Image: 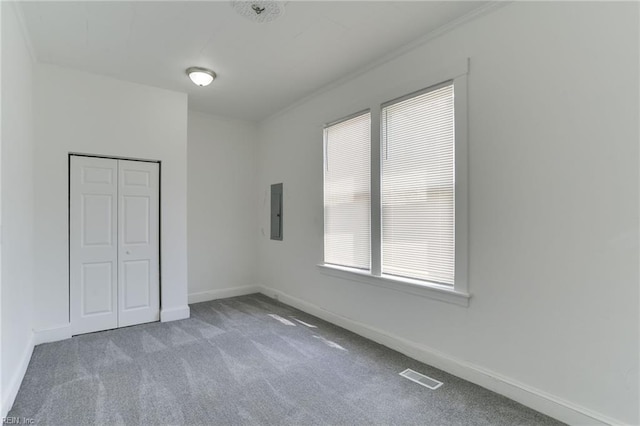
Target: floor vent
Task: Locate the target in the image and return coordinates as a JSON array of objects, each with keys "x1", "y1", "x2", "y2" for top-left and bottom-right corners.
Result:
[{"x1": 400, "y1": 369, "x2": 443, "y2": 390}]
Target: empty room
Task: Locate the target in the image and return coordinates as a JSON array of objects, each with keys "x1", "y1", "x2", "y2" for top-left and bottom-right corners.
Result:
[{"x1": 1, "y1": 1, "x2": 638, "y2": 425}]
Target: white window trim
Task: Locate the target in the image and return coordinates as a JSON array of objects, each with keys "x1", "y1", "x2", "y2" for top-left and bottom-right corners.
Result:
[{"x1": 321, "y1": 58, "x2": 470, "y2": 307}]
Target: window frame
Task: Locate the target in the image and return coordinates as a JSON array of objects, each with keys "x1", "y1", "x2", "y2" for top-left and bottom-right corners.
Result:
[
  {"x1": 322, "y1": 109, "x2": 372, "y2": 270},
  {"x1": 380, "y1": 79, "x2": 457, "y2": 286},
  {"x1": 319, "y1": 62, "x2": 470, "y2": 307}
]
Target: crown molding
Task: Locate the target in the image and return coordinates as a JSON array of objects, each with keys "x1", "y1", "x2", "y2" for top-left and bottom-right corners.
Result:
[{"x1": 262, "y1": 1, "x2": 511, "y2": 124}]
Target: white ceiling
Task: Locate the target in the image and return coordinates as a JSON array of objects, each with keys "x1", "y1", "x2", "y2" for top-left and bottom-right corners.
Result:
[{"x1": 19, "y1": 1, "x2": 489, "y2": 121}]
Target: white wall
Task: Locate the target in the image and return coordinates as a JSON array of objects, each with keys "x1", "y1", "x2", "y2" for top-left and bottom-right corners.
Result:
[
  {"x1": 33, "y1": 64, "x2": 189, "y2": 336},
  {"x1": 0, "y1": 2, "x2": 36, "y2": 416},
  {"x1": 187, "y1": 111, "x2": 259, "y2": 302},
  {"x1": 256, "y1": 2, "x2": 639, "y2": 424}
]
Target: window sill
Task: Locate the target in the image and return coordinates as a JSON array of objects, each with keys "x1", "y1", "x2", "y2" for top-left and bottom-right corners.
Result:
[{"x1": 316, "y1": 264, "x2": 470, "y2": 307}]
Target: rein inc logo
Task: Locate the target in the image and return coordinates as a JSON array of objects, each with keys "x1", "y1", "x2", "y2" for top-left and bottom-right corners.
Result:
[{"x1": 2, "y1": 418, "x2": 34, "y2": 425}]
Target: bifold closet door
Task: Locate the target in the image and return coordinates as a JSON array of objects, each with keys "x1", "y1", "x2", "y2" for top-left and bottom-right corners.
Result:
[
  {"x1": 70, "y1": 156, "x2": 119, "y2": 335},
  {"x1": 117, "y1": 160, "x2": 160, "y2": 328},
  {"x1": 70, "y1": 156, "x2": 159, "y2": 335}
]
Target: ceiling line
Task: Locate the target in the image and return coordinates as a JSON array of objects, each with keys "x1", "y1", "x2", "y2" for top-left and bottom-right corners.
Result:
[
  {"x1": 261, "y1": 1, "x2": 510, "y2": 125},
  {"x1": 12, "y1": 2, "x2": 38, "y2": 63}
]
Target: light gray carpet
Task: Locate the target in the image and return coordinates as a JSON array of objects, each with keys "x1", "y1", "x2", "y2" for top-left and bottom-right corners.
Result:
[{"x1": 9, "y1": 294, "x2": 563, "y2": 425}]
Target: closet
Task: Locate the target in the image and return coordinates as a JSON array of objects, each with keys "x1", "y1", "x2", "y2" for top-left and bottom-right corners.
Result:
[{"x1": 70, "y1": 155, "x2": 160, "y2": 335}]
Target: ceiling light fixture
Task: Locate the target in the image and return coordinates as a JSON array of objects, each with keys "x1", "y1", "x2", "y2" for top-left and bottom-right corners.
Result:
[
  {"x1": 186, "y1": 67, "x2": 216, "y2": 87},
  {"x1": 231, "y1": 1, "x2": 285, "y2": 23}
]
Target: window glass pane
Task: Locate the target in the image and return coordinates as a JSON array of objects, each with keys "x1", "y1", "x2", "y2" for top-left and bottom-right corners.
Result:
[
  {"x1": 381, "y1": 84, "x2": 454, "y2": 285},
  {"x1": 324, "y1": 112, "x2": 371, "y2": 269}
]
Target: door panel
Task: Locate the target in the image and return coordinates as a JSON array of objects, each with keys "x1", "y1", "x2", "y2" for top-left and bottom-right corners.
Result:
[
  {"x1": 70, "y1": 156, "x2": 118, "y2": 335},
  {"x1": 123, "y1": 170, "x2": 150, "y2": 187},
  {"x1": 118, "y1": 160, "x2": 160, "y2": 327},
  {"x1": 82, "y1": 195, "x2": 113, "y2": 246},
  {"x1": 82, "y1": 166, "x2": 113, "y2": 185},
  {"x1": 81, "y1": 262, "x2": 114, "y2": 315},
  {"x1": 122, "y1": 260, "x2": 150, "y2": 309},
  {"x1": 123, "y1": 196, "x2": 150, "y2": 244}
]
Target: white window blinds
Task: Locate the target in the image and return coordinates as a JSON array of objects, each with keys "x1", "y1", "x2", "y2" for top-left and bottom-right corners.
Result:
[
  {"x1": 381, "y1": 83, "x2": 455, "y2": 285},
  {"x1": 324, "y1": 112, "x2": 371, "y2": 270}
]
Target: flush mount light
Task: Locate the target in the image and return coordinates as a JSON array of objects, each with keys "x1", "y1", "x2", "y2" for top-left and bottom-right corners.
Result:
[
  {"x1": 231, "y1": 1, "x2": 285, "y2": 23},
  {"x1": 186, "y1": 67, "x2": 216, "y2": 87}
]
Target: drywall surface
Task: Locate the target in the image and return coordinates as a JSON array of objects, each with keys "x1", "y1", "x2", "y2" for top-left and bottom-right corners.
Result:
[
  {"x1": 256, "y1": 2, "x2": 639, "y2": 423},
  {"x1": 33, "y1": 64, "x2": 189, "y2": 332},
  {"x1": 0, "y1": 2, "x2": 36, "y2": 415},
  {"x1": 187, "y1": 111, "x2": 259, "y2": 300}
]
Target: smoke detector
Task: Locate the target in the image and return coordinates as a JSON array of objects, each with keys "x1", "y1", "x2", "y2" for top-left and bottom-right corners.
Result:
[{"x1": 231, "y1": 1, "x2": 285, "y2": 23}]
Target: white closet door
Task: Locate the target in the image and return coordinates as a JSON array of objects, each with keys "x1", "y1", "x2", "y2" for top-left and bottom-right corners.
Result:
[
  {"x1": 117, "y1": 160, "x2": 160, "y2": 327},
  {"x1": 70, "y1": 156, "x2": 119, "y2": 335}
]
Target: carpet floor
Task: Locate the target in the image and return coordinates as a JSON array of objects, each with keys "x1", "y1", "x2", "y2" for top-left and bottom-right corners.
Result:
[{"x1": 9, "y1": 294, "x2": 563, "y2": 425}]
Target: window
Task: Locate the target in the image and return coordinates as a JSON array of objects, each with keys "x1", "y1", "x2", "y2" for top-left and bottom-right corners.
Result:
[
  {"x1": 321, "y1": 69, "x2": 468, "y2": 306},
  {"x1": 323, "y1": 111, "x2": 371, "y2": 270},
  {"x1": 381, "y1": 82, "x2": 454, "y2": 285}
]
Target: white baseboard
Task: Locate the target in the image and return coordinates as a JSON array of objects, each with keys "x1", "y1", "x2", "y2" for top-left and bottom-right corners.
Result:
[
  {"x1": 33, "y1": 323, "x2": 71, "y2": 345},
  {"x1": 188, "y1": 285, "x2": 260, "y2": 304},
  {"x1": 160, "y1": 305, "x2": 190, "y2": 322},
  {"x1": 1, "y1": 333, "x2": 35, "y2": 418},
  {"x1": 258, "y1": 285, "x2": 621, "y2": 426}
]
